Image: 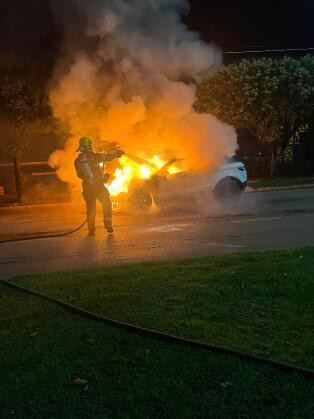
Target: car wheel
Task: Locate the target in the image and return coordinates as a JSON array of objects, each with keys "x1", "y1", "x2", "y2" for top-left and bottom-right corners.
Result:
[
  {"x1": 214, "y1": 178, "x2": 242, "y2": 203},
  {"x1": 128, "y1": 190, "x2": 153, "y2": 213}
]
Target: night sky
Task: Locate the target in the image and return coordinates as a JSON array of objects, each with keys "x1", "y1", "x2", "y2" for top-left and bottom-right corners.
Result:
[
  {"x1": 185, "y1": 0, "x2": 314, "y2": 50},
  {"x1": 1, "y1": 0, "x2": 313, "y2": 64}
]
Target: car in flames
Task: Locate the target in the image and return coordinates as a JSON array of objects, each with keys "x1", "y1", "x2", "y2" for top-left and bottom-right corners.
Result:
[{"x1": 127, "y1": 156, "x2": 248, "y2": 212}]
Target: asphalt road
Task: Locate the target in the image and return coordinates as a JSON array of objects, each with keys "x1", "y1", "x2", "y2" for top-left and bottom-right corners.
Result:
[{"x1": 0, "y1": 188, "x2": 314, "y2": 277}]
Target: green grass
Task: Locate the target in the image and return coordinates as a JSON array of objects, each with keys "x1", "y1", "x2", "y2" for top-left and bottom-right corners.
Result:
[
  {"x1": 1, "y1": 248, "x2": 314, "y2": 418},
  {"x1": 251, "y1": 177, "x2": 314, "y2": 189}
]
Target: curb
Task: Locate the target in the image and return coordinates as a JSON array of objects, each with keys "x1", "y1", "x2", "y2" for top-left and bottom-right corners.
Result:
[{"x1": 246, "y1": 183, "x2": 314, "y2": 193}]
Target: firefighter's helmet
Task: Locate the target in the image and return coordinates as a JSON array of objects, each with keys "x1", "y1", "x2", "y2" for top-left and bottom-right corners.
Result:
[{"x1": 76, "y1": 136, "x2": 93, "y2": 152}]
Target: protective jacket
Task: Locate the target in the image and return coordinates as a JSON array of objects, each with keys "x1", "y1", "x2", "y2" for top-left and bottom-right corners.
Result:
[{"x1": 74, "y1": 151, "x2": 121, "y2": 185}]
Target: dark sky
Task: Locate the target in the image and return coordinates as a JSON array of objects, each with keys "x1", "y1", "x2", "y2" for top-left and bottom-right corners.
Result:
[
  {"x1": 185, "y1": 0, "x2": 314, "y2": 49},
  {"x1": 1, "y1": 0, "x2": 314, "y2": 63}
]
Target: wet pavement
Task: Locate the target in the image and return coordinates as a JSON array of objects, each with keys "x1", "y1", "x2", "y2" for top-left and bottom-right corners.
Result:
[{"x1": 0, "y1": 188, "x2": 314, "y2": 277}]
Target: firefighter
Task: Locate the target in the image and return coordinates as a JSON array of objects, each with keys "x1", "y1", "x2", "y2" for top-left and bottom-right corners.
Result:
[{"x1": 74, "y1": 136, "x2": 124, "y2": 235}]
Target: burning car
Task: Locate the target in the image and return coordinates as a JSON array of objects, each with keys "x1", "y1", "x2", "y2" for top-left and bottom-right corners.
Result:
[{"x1": 127, "y1": 156, "x2": 248, "y2": 212}]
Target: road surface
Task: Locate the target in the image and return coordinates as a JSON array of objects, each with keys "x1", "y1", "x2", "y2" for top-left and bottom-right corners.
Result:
[{"x1": 0, "y1": 188, "x2": 314, "y2": 277}]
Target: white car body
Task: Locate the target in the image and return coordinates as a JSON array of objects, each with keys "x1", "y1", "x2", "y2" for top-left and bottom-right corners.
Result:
[
  {"x1": 128, "y1": 159, "x2": 248, "y2": 212},
  {"x1": 156, "y1": 161, "x2": 247, "y2": 201}
]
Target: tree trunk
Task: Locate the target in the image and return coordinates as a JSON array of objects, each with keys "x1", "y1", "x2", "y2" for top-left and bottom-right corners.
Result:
[
  {"x1": 13, "y1": 155, "x2": 24, "y2": 203},
  {"x1": 279, "y1": 135, "x2": 290, "y2": 162},
  {"x1": 269, "y1": 143, "x2": 280, "y2": 179}
]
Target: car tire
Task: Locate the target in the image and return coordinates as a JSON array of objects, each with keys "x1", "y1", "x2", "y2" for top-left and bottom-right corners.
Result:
[
  {"x1": 128, "y1": 190, "x2": 153, "y2": 213},
  {"x1": 213, "y1": 177, "x2": 242, "y2": 203}
]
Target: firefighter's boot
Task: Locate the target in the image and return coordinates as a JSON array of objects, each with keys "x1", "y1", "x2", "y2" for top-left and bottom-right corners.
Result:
[
  {"x1": 87, "y1": 217, "x2": 96, "y2": 236},
  {"x1": 104, "y1": 217, "x2": 113, "y2": 233}
]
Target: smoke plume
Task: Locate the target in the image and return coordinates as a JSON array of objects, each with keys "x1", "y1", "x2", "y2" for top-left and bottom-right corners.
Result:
[{"x1": 49, "y1": 0, "x2": 237, "y2": 191}]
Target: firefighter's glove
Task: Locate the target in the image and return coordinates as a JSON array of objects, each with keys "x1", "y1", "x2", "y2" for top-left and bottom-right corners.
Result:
[{"x1": 115, "y1": 149, "x2": 125, "y2": 158}]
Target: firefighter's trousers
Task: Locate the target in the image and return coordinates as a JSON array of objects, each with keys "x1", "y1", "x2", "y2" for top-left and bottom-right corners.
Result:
[{"x1": 82, "y1": 181, "x2": 112, "y2": 232}]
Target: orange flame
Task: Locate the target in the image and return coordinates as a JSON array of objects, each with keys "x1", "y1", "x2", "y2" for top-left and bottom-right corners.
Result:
[{"x1": 107, "y1": 154, "x2": 181, "y2": 196}]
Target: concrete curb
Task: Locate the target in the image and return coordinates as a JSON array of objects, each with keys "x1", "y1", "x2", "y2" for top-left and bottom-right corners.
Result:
[{"x1": 246, "y1": 183, "x2": 314, "y2": 193}]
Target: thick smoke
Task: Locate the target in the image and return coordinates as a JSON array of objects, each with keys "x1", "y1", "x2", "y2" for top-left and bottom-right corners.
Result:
[{"x1": 49, "y1": 0, "x2": 237, "y2": 189}]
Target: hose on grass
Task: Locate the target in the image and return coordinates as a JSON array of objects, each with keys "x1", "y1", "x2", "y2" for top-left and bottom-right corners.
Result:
[
  {"x1": 1, "y1": 277, "x2": 314, "y2": 380},
  {"x1": 0, "y1": 220, "x2": 87, "y2": 244}
]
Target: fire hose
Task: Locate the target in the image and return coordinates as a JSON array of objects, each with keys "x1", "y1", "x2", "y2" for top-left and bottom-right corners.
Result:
[
  {"x1": 0, "y1": 219, "x2": 87, "y2": 244},
  {"x1": 0, "y1": 277, "x2": 314, "y2": 380}
]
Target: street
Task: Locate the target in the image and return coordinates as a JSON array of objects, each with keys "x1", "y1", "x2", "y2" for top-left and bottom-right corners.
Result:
[{"x1": 0, "y1": 187, "x2": 314, "y2": 277}]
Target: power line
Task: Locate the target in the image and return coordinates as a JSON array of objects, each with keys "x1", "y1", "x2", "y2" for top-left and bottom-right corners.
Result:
[{"x1": 223, "y1": 47, "x2": 314, "y2": 55}]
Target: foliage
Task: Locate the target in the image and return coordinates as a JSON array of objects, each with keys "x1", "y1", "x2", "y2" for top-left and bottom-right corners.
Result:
[
  {"x1": 0, "y1": 67, "x2": 52, "y2": 160},
  {"x1": 195, "y1": 55, "x2": 314, "y2": 175},
  {"x1": 0, "y1": 63, "x2": 61, "y2": 200}
]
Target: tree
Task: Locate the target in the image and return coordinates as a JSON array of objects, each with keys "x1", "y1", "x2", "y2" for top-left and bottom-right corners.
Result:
[
  {"x1": 0, "y1": 65, "x2": 53, "y2": 202},
  {"x1": 195, "y1": 55, "x2": 314, "y2": 177}
]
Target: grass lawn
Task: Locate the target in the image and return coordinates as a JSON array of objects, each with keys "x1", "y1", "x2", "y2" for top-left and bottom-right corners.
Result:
[
  {"x1": 251, "y1": 177, "x2": 314, "y2": 189},
  {"x1": 1, "y1": 248, "x2": 314, "y2": 418}
]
